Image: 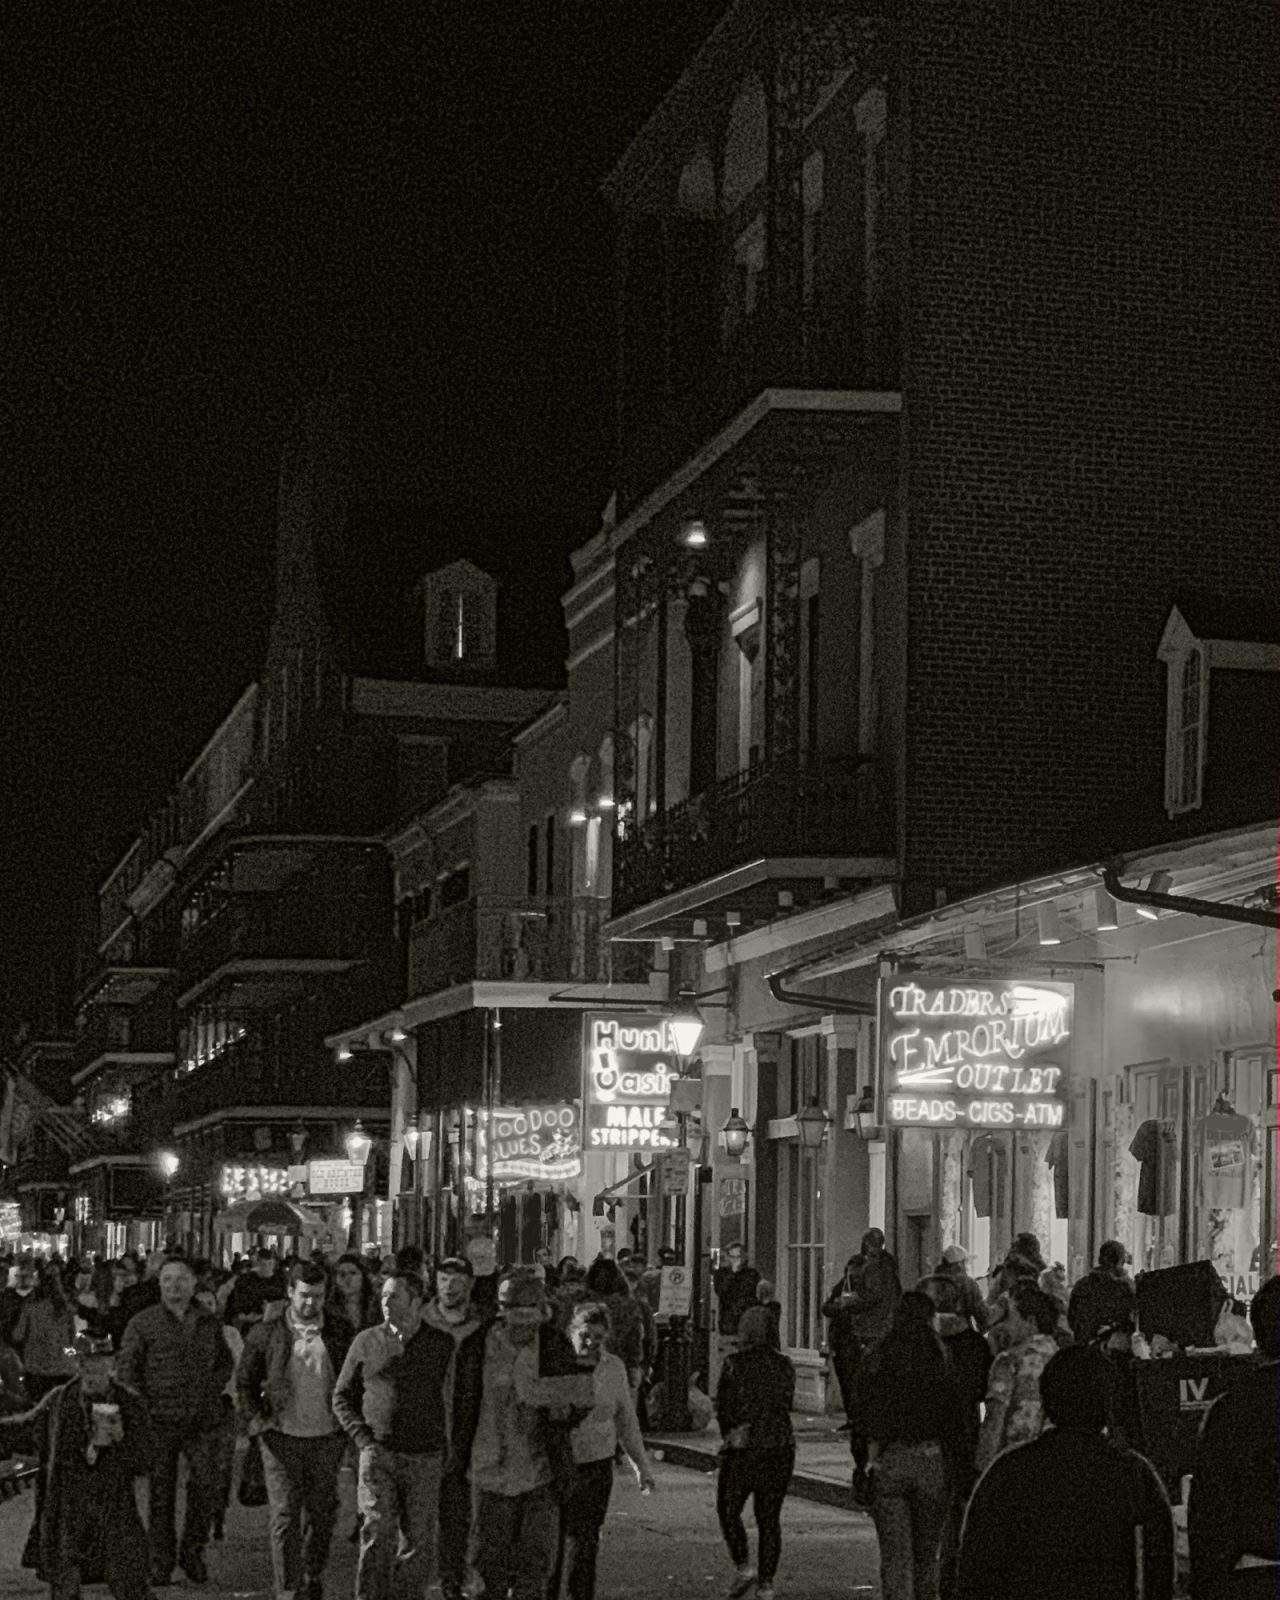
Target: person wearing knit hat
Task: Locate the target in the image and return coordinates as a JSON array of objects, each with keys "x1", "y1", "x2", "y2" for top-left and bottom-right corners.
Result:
[{"x1": 714, "y1": 1305, "x2": 797, "y2": 1600}]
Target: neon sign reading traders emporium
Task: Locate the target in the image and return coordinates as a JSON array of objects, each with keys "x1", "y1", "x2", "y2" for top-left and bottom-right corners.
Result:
[
  {"x1": 582, "y1": 1015, "x2": 680, "y2": 1152},
  {"x1": 880, "y1": 978, "x2": 1073, "y2": 1130}
]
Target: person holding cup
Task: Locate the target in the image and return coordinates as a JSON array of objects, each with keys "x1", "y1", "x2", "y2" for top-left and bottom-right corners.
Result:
[{"x1": 0, "y1": 1331, "x2": 157, "y2": 1600}]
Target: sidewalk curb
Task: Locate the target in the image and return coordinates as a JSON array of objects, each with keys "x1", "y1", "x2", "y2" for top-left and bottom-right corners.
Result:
[{"x1": 643, "y1": 1437, "x2": 859, "y2": 1513}]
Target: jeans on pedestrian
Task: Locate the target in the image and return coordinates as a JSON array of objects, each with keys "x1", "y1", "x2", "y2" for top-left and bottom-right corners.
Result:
[
  {"x1": 149, "y1": 1423, "x2": 221, "y2": 1577},
  {"x1": 355, "y1": 1443, "x2": 442, "y2": 1600},
  {"x1": 260, "y1": 1430, "x2": 347, "y2": 1598},
  {"x1": 716, "y1": 1446, "x2": 794, "y2": 1585},
  {"x1": 869, "y1": 1440, "x2": 952, "y2": 1600},
  {"x1": 209, "y1": 1398, "x2": 237, "y2": 1517},
  {"x1": 470, "y1": 1483, "x2": 559, "y2": 1600},
  {"x1": 548, "y1": 1456, "x2": 613, "y2": 1600},
  {"x1": 436, "y1": 1468, "x2": 472, "y2": 1598}
]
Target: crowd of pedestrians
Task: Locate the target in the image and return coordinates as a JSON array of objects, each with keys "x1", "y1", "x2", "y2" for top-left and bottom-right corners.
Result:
[{"x1": 0, "y1": 1235, "x2": 1274, "y2": 1600}]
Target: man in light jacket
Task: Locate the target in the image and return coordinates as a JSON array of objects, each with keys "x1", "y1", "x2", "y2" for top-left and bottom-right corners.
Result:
[{"x1": 239, "y1": 1260, "x2": 355, "y2": 1600}]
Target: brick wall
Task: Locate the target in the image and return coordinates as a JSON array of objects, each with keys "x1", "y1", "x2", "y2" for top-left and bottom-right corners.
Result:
[{"x1": 897, "y1": 0, "x2": 1278, "y2": 907}]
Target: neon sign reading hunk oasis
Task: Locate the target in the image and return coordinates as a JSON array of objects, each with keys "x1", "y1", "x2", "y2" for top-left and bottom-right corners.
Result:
[
  {"x1": 582, "y1": 1014, "x2": 680, "y2": 1152},
  {"x1": 880, "y1": 978, "x2": 1073, "y2": 1130}
]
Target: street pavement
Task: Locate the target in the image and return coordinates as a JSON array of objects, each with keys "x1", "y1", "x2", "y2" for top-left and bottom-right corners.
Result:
[{"x1": 0, "y1": 1450, "x2": 882, "y2": 1599}]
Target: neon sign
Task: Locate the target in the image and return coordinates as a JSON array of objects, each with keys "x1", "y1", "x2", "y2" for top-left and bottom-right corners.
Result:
[
  {"x1": 583, "y1": 1014, "x2": 680, "y2": 1152},
  {"x1": 220, "y1": 1163, "x2": 290, "y2": 1201},
  {"x1": 482, "y1": 1104, "x2": 582, "y2": 1183},
  {"x1": 880, "y1": 978, "x2": 1073, "y2": 1130}
]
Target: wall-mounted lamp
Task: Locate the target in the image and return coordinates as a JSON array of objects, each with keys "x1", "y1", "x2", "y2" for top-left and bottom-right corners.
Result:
[
  {"x1": 1135, "y1": 870, "x2": 1172, "y2": 920},
  {"x1": 403, "y1": 1124, "x2": 421, "y2": 1159},
  {"x1": 1092, "y1": 886, "x2": 1119, "y2": 931},
  {"x1": 387, "y1": 1027, "x2": 407, "y2": 1044},
  {"x1": 963, "y1": 927, "x2": 986, "y2": 961},
  {"x1": 720, "y1": 1108, "x2": 751, "y2": 1160},
  {"x1": 345, "y1": 1121, "x2": 372, "y2": 1164},
  {"x1": 795, "y1": 1097, "x2": 830, "y2": 1150},
  {"x1": 669, "y1": 999, "x2": 705, "y2": 1061},
  {"x1": 568, "y1": 807, "x2": 588, "y2": 826},
  {"x1": 596, "y1": 795, "x2": 615, "y2": 810},
  {"x1": 1036, "y1": 902, "x2": 1064, "y2": 947},
  {"x1": 335, "y1": 1043, "x2": 353, "y2": 1062},
  {"x1": 158, "y1": 1151, "x2": 179, "y2": 1180}
]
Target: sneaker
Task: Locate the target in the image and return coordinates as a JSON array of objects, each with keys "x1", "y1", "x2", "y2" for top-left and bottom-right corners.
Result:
[{"x1": 727, "y1": 1569, "x2": 757, "y2": 1598}]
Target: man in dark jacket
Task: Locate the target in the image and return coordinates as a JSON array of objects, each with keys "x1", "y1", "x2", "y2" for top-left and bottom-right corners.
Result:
[
  {"x1": 116, "y1": 1250, "x2": 164, "y2": 1333},
  {"x1": 448, "y1": 1270, "x2": 594, "y2": 1600},
  {"x1": 332, "y1": 1270, "x2": 455, "y2": 1600},
  {"x1": 957, "y1": 1344, "x2": 1172, "y2": 1600},
  {"x1": 224, "y1": 1247, "x2": 287, "y2": 1335},
  {"x1": 1188, "y1": 1273, "x2": 1280, "y2": 1598},
  {"x1": 822, "y1": 1230, "x2": 900, "y2": 1461},
  {"x1": 116, "y1": 1256, "x2": 232, "y2": 1586},
  {"x1": 0, "y1": 1332, "x2": 157, "y2": 1600},
  {"x1": 239, "y1": 1260, "x2": 354, "y2": 1600},
  {"x1": 1066, "y1": 1240, "x2": 1137, "y2": 1345},
  {"x1": 714, "y1": 1245, "x2": 762, "y2": 1341}
]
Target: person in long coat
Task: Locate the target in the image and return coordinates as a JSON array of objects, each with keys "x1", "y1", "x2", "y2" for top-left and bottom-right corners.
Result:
[{"x1": 0, "y1": 1332, "x2": 157, "y2": 1600}]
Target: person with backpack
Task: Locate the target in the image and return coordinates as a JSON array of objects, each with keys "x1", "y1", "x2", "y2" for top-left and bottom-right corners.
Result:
[{"x1": 1188, "y1": 1273, "x2": 1280, "y2": 1598}]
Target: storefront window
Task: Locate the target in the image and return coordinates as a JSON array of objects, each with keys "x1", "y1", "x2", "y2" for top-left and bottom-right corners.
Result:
[
  {"x1": 782, "y1": 1141, "x2": 824, "y2": 1351},
  {"x1": 1194, "y1": 1050, "x2": 1274, "y2": 1299}
]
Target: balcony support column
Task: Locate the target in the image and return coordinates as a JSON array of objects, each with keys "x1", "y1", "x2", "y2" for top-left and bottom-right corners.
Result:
[{"x1": 765, "y1": 490, "x2": 803, "y2": 765}]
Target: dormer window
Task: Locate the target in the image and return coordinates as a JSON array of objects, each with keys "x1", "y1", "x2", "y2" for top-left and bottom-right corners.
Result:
[{"x1": 1158, "y1": 600, "x2": 1280, "y2": 819}]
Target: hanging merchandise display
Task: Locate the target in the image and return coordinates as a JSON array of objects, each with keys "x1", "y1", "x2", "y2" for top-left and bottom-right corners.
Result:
[
  {"x1": 1129, "y1": 1118, "x2": 1179, "y2": 1217},
  {"x1": 968, "y1": 1131, "x2": 1008, "y2": 1220},
  {"x1": 1199, "y1": 1107, "x2": 1254, "y2": 1211}
]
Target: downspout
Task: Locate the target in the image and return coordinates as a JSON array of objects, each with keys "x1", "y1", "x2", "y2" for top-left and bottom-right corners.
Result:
[
  {"x1": 1101, "y1": 864, "x2": 1280, "y2": 931},
  {"x1": 766, "y1": 965, "x2": 876, "y2": 1015}
]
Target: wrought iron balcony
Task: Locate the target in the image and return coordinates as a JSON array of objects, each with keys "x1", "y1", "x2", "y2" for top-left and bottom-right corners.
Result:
[
  {"x1": 611, "y1": 758, "x2": 893, "y2": 929},
  {"x1": 405, "y1": 895, "x2": 648, "y2": 997},
  {"x1": 172, "y1": 1034, "x2": 387, "y2": 1125},
  {"x1": 176, "y1": 882, "x2": 390, "y2": 1010}
]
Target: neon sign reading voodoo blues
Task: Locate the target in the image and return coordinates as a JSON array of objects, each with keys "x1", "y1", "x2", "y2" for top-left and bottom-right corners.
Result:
[{"x1": 880, "y1": 978, "x2": 1073, "y2": 1129}]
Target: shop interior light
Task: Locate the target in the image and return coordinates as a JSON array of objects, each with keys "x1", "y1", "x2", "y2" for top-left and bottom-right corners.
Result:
[
  {"x1": 1036, "y1": 902, "x2": 1064, "y2": 946},
  {"x1": 795, "y1": 1097, "x2": 830, "y2": 1150},
  {"x1": 1093, "y1": 886, "x2": 1120, "y2": 931},
  {"x1": 669, "y1": 1000, "x2": 705, "y2": 1060},
  {"x1": 681, "y1": 518, "x2": 709, "y2": 549},
  {"x1": 963, "y1": 927, "x2": 987, "y2": 961},
  {"x1": 721, "y1": 1108, "x2": 751, "y2": 1159},
  {"x1": 1135, "y1": 870, "x2": 1172, "y2": 920},
  {"x1": 345, "y1": 1120, "x2": 372, "y2": 1164}
]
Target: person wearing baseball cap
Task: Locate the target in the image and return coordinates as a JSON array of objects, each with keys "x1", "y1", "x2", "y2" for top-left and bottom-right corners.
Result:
[
  {"x1": 0, "y1": 1331, "x2": 157, "y2": 1600},
  {"x1": 936, "y1": 1243, "x2": 987, "y2": 1329},
  {"x1": 449, "y1": 1270, "x2": 595, "y2": 1600}
]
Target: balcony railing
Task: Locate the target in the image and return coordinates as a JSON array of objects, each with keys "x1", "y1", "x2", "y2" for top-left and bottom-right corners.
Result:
[
  {"x1": 177, "y1": 884, "x2": 388, "y2": 1002},
  {"x1": 172, "y1": 1035, "x2": 387, "y2": 1125},
  {"x1": 612, "y1": 758, "x2": 891, "y2": 917},
  {"x1": 406, "y1": 896, "x2": 645, "y2": 996},
  {"x1": 73, "y1": 1005, "x2": 174, "y2": 1082}
]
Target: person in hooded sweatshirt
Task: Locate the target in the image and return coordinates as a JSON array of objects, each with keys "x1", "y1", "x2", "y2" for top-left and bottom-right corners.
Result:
[
  {"x1": 714, "y1": 1305, "x2": 796, "y2": 1600},
  {"x1": 957, "y1": 1343, "x2": 1172, "y2": 1600}
]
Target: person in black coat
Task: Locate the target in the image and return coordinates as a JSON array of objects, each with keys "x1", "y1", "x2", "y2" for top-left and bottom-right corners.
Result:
[
  {"x1": 957, "y1": 1343, "x2": 1172, "y2": 1600},
  {"x1": 714, "y1": 1306, "x2": 796, "y2": 1600},
  {"x1": 1188, "y1": 1273, "x2": 1280, "y2": 1598}
]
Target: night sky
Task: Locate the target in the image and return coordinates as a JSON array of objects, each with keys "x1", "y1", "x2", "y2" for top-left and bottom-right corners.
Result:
[{"x1": 1, "y1": 2, "x2": 727, "y2": 1034}]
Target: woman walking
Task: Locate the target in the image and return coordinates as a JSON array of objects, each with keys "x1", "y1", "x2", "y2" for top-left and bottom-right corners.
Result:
[
  {"x1": 715, "y1": 1305, "x2": 796, "y2": 1600},
  {"x1": 854, "y1": 1291, "x2": 966, "y2": 1600},
  {"x1": 327, "y1": 1252, "x2": 379, "y2": 1330},
  {"x1": 551, "y1": 1301, "x2": 655, "y2": 1600},
  {"x1": 13, "y1": 1262, "x2": 77, "y2": 1401}
]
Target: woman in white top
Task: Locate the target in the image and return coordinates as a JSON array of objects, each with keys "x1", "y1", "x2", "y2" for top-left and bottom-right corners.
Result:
[{"x1": 552, "y1": 1300, "x2": 656, "y2": 1600}]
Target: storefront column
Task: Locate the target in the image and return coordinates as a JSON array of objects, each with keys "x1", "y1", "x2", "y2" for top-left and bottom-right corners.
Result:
[
  {"x1": 701, "y1": 1043, "x2": 737, "y2": 1400},
  {"x1": 1016, "y1": 1130, "x2": 1054, "y2": 1257},
  {"x1": 821, "y1": 1020, "x2": 866, "y2": 1274},
  {"x1": 939, "y1": 1132, "x2": 966, "y2": 1252}
]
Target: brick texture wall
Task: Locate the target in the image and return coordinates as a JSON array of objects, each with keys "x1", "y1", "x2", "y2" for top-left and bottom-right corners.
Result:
[{"x1": 897, "y1": 0, "x2": 1277, "y2": 909}]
